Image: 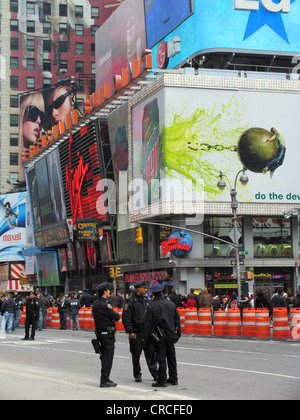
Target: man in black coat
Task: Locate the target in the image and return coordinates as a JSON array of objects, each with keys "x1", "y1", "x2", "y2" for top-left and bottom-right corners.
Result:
[
  {"x1": 122, "y1": 281, "x2": 158, "y2": 382},
  {"x1": 143, "y1": 282, "x2": 181, "y2": 387},
  {"x1": 92, "y1": 282, "x2": 120, "y2": 388},
  {"x1": 22, "y1": 291, "x2": 39, "y2": 340}
]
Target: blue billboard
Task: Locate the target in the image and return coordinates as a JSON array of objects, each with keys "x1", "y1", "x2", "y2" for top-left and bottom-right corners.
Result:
[{"x1": 147, "y1": 0, "x2": 300, "y2": 69}]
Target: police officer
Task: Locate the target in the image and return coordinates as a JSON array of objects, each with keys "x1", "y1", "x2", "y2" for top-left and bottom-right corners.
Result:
[
  {"x1": 122, "y1": 281, "x2": 158, "y2": 382},
  {"x1": 92, "y1": 282, "x2": 120, "y2": 388},
  {"x1": 22, "y1": 291, "x2": 39, "y2": 340},
  {"x1": 143, "y1": 282, "x2": 181, "y2": 387}
]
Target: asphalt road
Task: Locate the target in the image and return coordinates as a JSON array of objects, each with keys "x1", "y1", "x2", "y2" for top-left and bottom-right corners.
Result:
[{"x1": 0, "y1": 327, "x2": 299, "y2": 401}]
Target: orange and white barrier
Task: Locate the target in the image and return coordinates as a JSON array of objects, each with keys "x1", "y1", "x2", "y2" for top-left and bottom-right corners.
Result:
[
  {"x1": 273, "y1": 308, "x2": 290, "y2": 339},
  {"x1": 198, "y1": 309, "x2": 212, "y2": 336},
  {"x1": 242, "y1": 308, "x2": 256, "y2": 337},
  {"x1": 290, "y1": 308, "x2": 300, "y2": 340},
  {"x1": 255, "y1": 308, "x2": 271, "y2": 339}
]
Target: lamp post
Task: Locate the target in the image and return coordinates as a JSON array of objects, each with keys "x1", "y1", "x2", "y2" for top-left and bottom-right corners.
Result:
[{"x1": 217, "y1": 166, "x2": 249, "y2": 298}]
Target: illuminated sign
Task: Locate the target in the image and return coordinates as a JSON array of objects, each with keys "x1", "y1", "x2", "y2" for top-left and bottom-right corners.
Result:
[
  {"x1": 160, "y1": 231, "x2": 193, "y2": 258},
  {"x1": 125, "y1": 270, "x2": 167, "y2": 283},
  {"x1": 77, "y1": 219, "x2": 98, "y2": 241},
  {"x1": 234, "y1": 0, "x2": 290, "y2": 13}
]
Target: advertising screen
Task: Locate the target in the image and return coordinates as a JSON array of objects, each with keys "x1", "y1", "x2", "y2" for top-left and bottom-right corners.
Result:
[
  {"x1": 131, "y1": 84, "x2": 300, "y2": 218},
  {"x1": 36, "y1": 252, "x2": 61, "y2": 287},
  {"x1": 0, "y1": 192, "x2": 26, "y2": 262}
]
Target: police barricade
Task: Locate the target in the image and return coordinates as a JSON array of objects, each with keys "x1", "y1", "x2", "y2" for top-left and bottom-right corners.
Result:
[
  {"x1": 19, "y1": 307, "x2": 26, "y2": 325},
  {"x1": 242, "y1": 308, "x2": 256, "y2": 337},
  {"x1": 84, "y1": 308, "x2": 95, "y2": 330},
  {"x1": 184, "y1": 308, "x2": 198, "y2": 334},
  {"x1": 290, "y1": 308, "x2": 300, "y2": 340},
  {"x1": 177, "y1": 307, "x2": 186, "y2": 334},
  {"x1": 46, "y1": 307, "x2": 53, "y2": 328},
  {"x1": 226, "y1": 308, "x2": 241, "y2": 337},
  {"x1": 114, "y1": 308, "x2": 125, "y2": 332},
  {"x1": 51, "y1": 307, "x2": 60, "y2": 329},
  {"x1": 273, "y1": 308, "x2": 290, "y2": 339},
  {"x1": 213, "y1": 310, "x2": 227, "y2": 336},
  {"x1": 255, "y1": 308, "x2": 271, "y2": 339},
  {"x1": 197, "y1": 308, "x2": 212, "y2": 336},
  {"x1": 78, "y1": 308, "x2": 87, "y2": 330}
]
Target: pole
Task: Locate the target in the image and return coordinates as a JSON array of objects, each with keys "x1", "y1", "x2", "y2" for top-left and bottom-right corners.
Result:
[{"x1": 231, "y1": 189, "x2": 242, "y2": 298}]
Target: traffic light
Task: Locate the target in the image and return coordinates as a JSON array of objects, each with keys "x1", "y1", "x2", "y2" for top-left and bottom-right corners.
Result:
[
  {"x1": 115, "y1": 267, "x2": 121, "y2": 278},
  {"x1": 135, "y1": 227, "x2": 143, "y2": 244},
  {"x1": 109, "y1": 267, "x2": 115, "y2": 279}
]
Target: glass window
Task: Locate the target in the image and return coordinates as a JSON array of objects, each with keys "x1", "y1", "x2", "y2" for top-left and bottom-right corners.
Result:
[
  {"x1": 10, "y1": 114, "x2": 19, "y2": 127},
  {"x1": 75, "y1": 42, "x2": 84, "y2": 54},
  {"x1": 43, "y1": 40, "x2": 51, "y2": 53},
  {"x1": 26, "y1": 38, "x2": 35, "y2": 51},
  {"x1": 43, "y1": 78, "x2": 52, "y2": 89},
  {"x1": 59, "y1": 41, "x2": 68, "y2": 53},
  {"x1": 204, "y1": 217, "x2": 243, "y2": 258},
  {"x1": 10, "y1": 95, "x2": 18, "y2": 108},
  {"x1": 253, "y1": 217, "x2": 292, "y2": 258},
  {"x1": 10, "y1": 0, "x2": 18, "y2": 12},
  {"x1": 27, "y1": 2, "x2": 35, "y2": 14},
  {"x1": 91, "y1": 7, "x2": 99, "y2": 18},
  {"x1": 75, "y1": 5, "x2": 83, "y2": 17},
  {"x1": 26, "y1": 77, "x2": 35, "y2": 89},
  {"x1": 91, "y1": 25, "x2": 99, "y2": 37},
  {"x1": 43, "y1": 59, "x2": 51, "y2": 71},
  {"x1": 59, "y1": 23, "x2": 68, "y2": 35},
  {"x1": 26, "y1": 58, "x2": 35, "y2": 70},
  {"x1": 10, "y1": 76, "x2": 18, "y2": 89},
  {"x1": 59, "y1": 4, "x2": 67, "y2": 16},
  {"x1": 43, "y1": 22, "x2": 51, "y2": 34},
  {"x1": 9, "y1": 172, "x2": 19, "y2": 184},
  {"x1": 75, "y1": 24, "x2": 84, "y2": 36},
  {"x1": 10, "y1": 57, "x2": 18, "y2": 70},
  {"x1": 10, "y1": 19, "x2": 18, "y2": 31},
  {"x1": 10, "y1": 133, "x2": 19, "y2": 147},
  {"x1": 10, "y1": 38, "x2": 19, "y2": 50},
  {"x1": 10, "y1": 153, "x2": 18, "y2": 166},
  {"x1": 43, "y1": 3, "x2": 51, "y2": 15},
  {"x1": 59, "y1": 60, "x2": 68, "y2": 72},
  {"x1": 75, "y1": 61, "x2": 84, "y2": 73},
  {"x1": 27, "y1": 20, "x2": 35, "y2": 33}
]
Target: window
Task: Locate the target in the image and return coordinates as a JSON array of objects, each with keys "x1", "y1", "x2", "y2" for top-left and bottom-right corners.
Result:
[
  {"x1": 91, "y1": 43, "x2": 95, "y2": 55},
  {"x1": 10, "y1": 95, "x2": 18, "y2": 108},
  {"x1": 10, "y1": 37, "x2": 19, "y2": 50},
  {"x1": 59, "y1": 60, "x2": 68, "y2": 72},
  {"x1": 253, "y1": 217, "x2": 292, "y2": 258},
  {"x1": 10, "y1": 134, "x2": 19, "y2": 147},
  {"x1": 75, "y1": 42, "x2": 84, "y2": 55},
  {"x1": 27, "y1": 2, "x2": 35, "y2": 14},
  {"x1": 26, "y1": 58, "x2": 35, "y2": 70},
  {"x1": 43, "y1": 78, "x2": 52, "y2": 89},
  {"x1": 91, "y1": 25, "x2": 99, "y2": 37},
  {"x1": 43, "y1": 22, "x2": 51, "y2": 34},
  {"x1": 10, "y1": 57, "x2": 18, "y2": 70},
  {"x1": 59, "y1": 41, "x2": 68, "y2": 53},
  {"x1": 26, "y1": 38, "x2": 35, "y2": 51},
  {"x1": 10, "y1": 0, "x2": 18, "y2": 12},
  {"x1": 43, "y1": 40, "x2": 51, "y2": 53},
  {"x1": 75, "y1": 61, "x2": 84, "y2": 73},
  {"x1": 10, "y1": 114, "x2": 19, "y2": 127},
  {"x1": 91, "y1": 62, "x2": 96, "y2": 74},
  {"x1": 9, "y1": 173, "x2": 19, "y2": 184},
  {"x1": 75, "y1": 5, "x2": 83, "y2": 17},
  {"x1": 27, "y1": 20, "x2": 35, "y2": 33},
  {"x1": 59, "y1": 4, "x2": 67, "y2": 16},
  {"x1": 43, "y1": 59, "x2": 51, "y2": 71},
  {"x1": 10, "y1": 153, "x2": 18, "y2": 166},
  {"x1": 10, "y1": 19, "x2": 18, "y2": 32},
  {"x1": 59, "y1": 23, "x2": 68, "y2": 35},
  {"x1": 91, "y1": 7, "x2": 99, "y2": 18},
  {"x1": 26, "y1": 77, "x2": 35, "y2": 89},
  {"x1": 43, "y1": 2, "x2": 51, "y2": 15},
  {"x1": 75, "y1": 24, "x2": 84, "y2": 36},
  {"x1": 10, "y1": 76, "x2": 18, "y2": 89},
  {"x1": 203, "y1": 217, "x2": 243, "y2": 258},
  {"x1": 76, "y1": 80, "x2": 85, "y2": 93}
]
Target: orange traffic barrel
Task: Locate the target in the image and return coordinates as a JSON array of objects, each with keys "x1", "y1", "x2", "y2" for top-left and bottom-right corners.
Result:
[
  {"x1": 84, "y1": 308, "x2": 95, "y2": 330},
  {"x1": 255, "y1": 308, "x2": 271, "y2": 339},
  {"x1": 19, "y1": 307, "x2": 26, "y2": 325},
  {"x1": 51, "y1": 307, "x2": 60, "y2": 329},
  {"x1": 177, "y1": 307, "x2": 186, "y2": 334},
  {"x1": 213, "y1": 310, "x2": 227, "y2": 336},
  {"x1": 197, "y1": 308, "x2": 212, "y2": 336},
  {"x1": 114, "y1": 308, "x2": 125, "y2": 332},
  {"x1": 227, "y1": 308, "x2": 241, "y2": 337},
  {"x1": 79, "y1": 308, "x2": 87, "y2": 329},
  {"x1": 290, "y1": 308, "x2": 300, "y2": 340},
  {"x1": 242, "y1": 308, "x2": 256, "y2": 337},
  {"x1": 184, "y1": 308, "x2": 198, "y2": 334},
  {"x1": 46, "y1": 307, "x2": 53, "y2": 328},
  {"x1": 273, "y1": 308, "x2": 290, "y2": 339}
]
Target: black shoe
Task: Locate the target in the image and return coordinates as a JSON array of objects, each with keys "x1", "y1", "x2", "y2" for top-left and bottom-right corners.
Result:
[
  {"x1": 21, "y1": 337, "x2": 29, "y2": 340},
  {"x1": 29, "y1": 337, "x2": 35, "y2": 340},
  {"x1": 100, "y1": 381, "x2": 117, "y2": 388},
  {"x1": 152, "y1": 381, "x2": 167, "y2": 388},
  {"x1": 135, "y1": 375, "x2": 142, "y2": 382},
  {"x1": 167, "y1": 378, "x2": 178, "y2": 385}
]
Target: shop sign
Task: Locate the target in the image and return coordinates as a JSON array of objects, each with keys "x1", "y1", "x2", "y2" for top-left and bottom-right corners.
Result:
[
  {"x1": 35, "y1": 224, "x2": 69, "y2": 248},
  {"x1": 160, "y1": 231, "x2": 193, "y2": 258},
  {"x1": 125, "y1": 271, "x2": 167, "y2": 284},
  {"x1": 215, "y1": 284, "x2": 237, "y2": 289},
  {"x1": 77, "y1": 220, "x2": 97, "y2": 241}
]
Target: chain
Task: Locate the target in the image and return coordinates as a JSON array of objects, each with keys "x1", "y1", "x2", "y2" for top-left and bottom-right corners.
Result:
[{"x1": 189, "y1": 143, "x2": 238, "y2": 152}]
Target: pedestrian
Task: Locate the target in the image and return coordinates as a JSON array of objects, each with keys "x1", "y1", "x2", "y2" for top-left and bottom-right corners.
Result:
[
  {"x1": 238, "y1": 293, "x2": 250, "y2": 321},
  {"x1": 57, "y1": 294, "x2": 68, "y2": 330},
  {"x1": 116, "y1": 291, "x2": 124, "y2": 309},
  {"x1": 122, "y1": 281, "x2": 158, "y2": 383},
  {"x1": 182, "y1": 293, "x2": 197, "y2": 308},
  {"x1": 107, "y1": 289, "x2": 118, "y2": 308},
  {"x1": 22, "y1": 291, "x2": 39, "y2": 340},
  {"x1": 292, "y1": 291, "x2": 300, "y2": 308},
  {"x1": 0, "y1": 293, "x2": 16, "y2": 333},
  {"x1": 143, "y1": 282, "x2": 181, "y2": 388},
  {"x1": 92, "y1": 281, "x2": 120, "y2": 388},
  {"x1": 13, "y1": 291, "x2": 23, "y2": 329},
  {"x1": 199, "y1": 287, "x2": 212, "y2": 309},
  {"x1": 68, "y1": 293, "x2": 81, "y2": 330},
  {"x1": 271, "y1": 288, "x2": 287, "y2": 309},
  {"x1": 79, "y1": 288, "x2": 93, "y2": 308},
  {"x1": 226, "y1": 292, "x2": 238, "y2": 310},
  {"x1": 38, "y1": 292, "x2": 50, "y2": 330},
  {"x1": 169, "y1": 290, "x2": 182, "y2": 308},
  {"x1": 255, "y1": 290, "x2": 271, "y2": 311}
]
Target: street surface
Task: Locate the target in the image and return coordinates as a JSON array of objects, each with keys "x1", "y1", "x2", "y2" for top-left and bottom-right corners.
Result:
[{"x1": 0, "y1": 328, "x2": 299, "y2": 401}]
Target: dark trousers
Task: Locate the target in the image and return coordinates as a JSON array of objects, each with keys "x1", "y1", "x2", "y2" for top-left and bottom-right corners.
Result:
[
  {"x1": 98, "y1": 333, "x2": 115, "y2": 383},
  {"x1": 129, "y1": 333, "x2": 158, "y2": 379},
  {"x1": 154, "y1": 336, "x2": 178, "y2": 384},
  {"x1": 59, "y1": 311, "x2": 67, "y2": 329},
  {"x1": 25, "y1": 314, "x2": 37, "y2": 338}
]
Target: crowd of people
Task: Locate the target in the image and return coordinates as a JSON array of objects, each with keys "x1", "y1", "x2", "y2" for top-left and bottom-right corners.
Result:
[{"x1": 1, "y1": 286, "x2": 299, "y2": 335}]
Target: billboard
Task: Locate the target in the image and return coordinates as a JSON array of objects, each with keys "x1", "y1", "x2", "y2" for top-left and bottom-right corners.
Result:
[
  {"x1": 95, "y1": 0, "x2": 147, "y2": 91},
  {"x1": 36, "y1": 252, "x2": 61, "y2": 287},
  {"x1": 130, "y1": 82, "x2": 300, "y2": 219},
  {"x1": 0, "y1": 193, "x2": 26, "y2": 262},
  {"x1": 149, "y1": 0, "x2": 300, "y2": 69}
]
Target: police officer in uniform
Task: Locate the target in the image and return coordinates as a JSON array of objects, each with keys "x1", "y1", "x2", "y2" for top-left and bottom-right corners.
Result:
[
  {"x1": 92, "y1": 282, "x2": 120, "y2": 388},
  {"x1": 143, "y1": 282, "x2": 181, "y2": 387},
  {"x1": 122, "y1": 281, "x2": 158, "y2": 382},
  {"x1": 22, "y1": 291, "x2": 39, "y2": 340}
]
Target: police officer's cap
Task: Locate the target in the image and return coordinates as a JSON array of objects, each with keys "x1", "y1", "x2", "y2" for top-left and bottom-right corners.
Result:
[
  {"x1": 95, "y1": 282, "x2": 109, "y2": 292},
  {"x1": 133, "y1": 281, "x2": 147, "y2": 288},
  {"x1": 149, "y1": 283, "x2": 164, "y2": 293}
]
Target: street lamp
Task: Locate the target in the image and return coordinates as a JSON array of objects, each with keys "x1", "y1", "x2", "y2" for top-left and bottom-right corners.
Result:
[{"x1": 217, "y1": 166, "x2": 249, "y2": 298}]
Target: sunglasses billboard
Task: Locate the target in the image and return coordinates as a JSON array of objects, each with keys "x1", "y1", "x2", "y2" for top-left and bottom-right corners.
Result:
[
  {"x1": 25, "y1": 106, "x2": 44, "y2": 124},
  {"x1": 46, "y1": 92, "x2": 71, "y2": 115}
]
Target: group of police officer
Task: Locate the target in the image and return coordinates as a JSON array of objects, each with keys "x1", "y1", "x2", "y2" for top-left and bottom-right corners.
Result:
[{"x1": 92, "y1": 280, "x2": 181, "y2": 388}]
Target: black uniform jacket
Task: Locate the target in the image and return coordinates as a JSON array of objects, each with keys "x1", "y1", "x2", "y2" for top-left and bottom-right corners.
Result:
[
  {"x1": 92, "y1": 296, "x2": 120, "y2": 332},
  {"x1": 122, "y1": 293, "x2": 150, "y2": 334},
  {"x1": 25, "y1": 298, "x2": 39, "y2": 317},
  {"x1": 143, "y1": 296, "x2": 181, "y2": 342}
]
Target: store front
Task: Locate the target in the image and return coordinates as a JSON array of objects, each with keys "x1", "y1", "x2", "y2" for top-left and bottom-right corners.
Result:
[
  {"x1": 253, "y1": 269, "x2": 293, "y2": 296},
  {"x1": 205, "y1": 269, "x2": 249, "y2": 298}
]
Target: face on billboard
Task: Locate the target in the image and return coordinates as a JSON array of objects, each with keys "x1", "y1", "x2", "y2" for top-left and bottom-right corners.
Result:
[
  {"x1": 44, "y1": 84, "x2": 72, "y2": 127},
  {"x1": 20, "y1": 93, "x2": 45, "y2": 150}
]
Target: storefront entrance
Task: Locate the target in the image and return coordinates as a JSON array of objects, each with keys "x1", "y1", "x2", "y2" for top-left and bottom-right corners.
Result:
[{"x1": 253, "y1": 269, "x2": 293, "y2": 296}]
